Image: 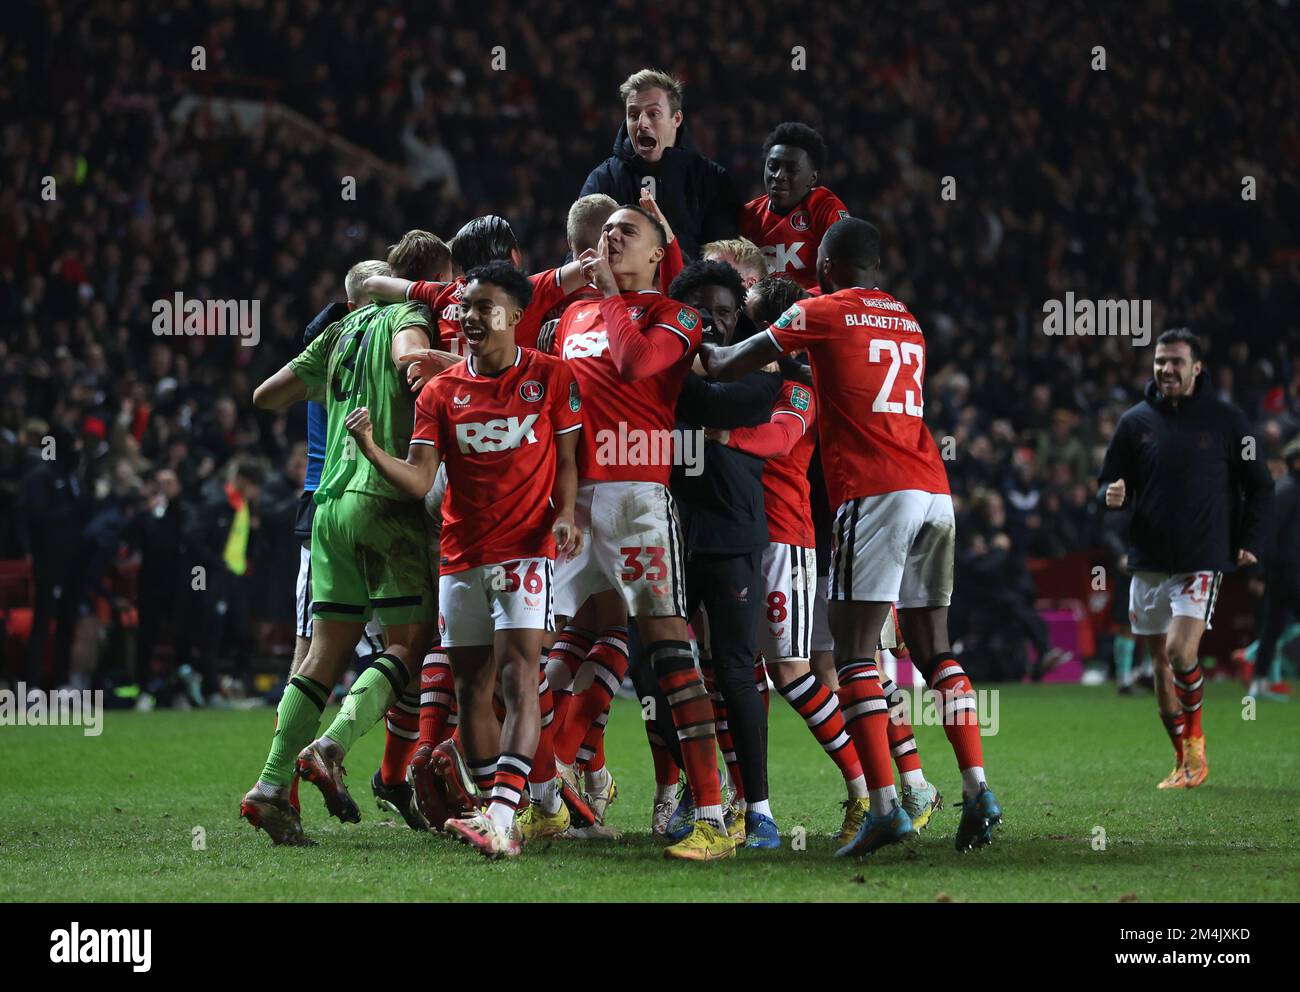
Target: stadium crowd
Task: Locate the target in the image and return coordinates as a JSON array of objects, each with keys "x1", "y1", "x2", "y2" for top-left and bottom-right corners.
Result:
[{"x1": 3, "y1": 0, "x2": 1298, "y2": 695}]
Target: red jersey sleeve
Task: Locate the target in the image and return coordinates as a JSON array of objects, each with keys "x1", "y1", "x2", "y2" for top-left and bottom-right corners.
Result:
[
  {"x1": 406, "y1": 281, "x2": 445, "y2": 308},
  {"x1": 411, "y1": 380, "x2": 442, "y2": 448},
  {"x1": 528, "y1": 268, "x2": 569, "y2": 317},
  {"x1": 599, "y1": 296, "x2": 699, "y2": 381},
  {"x1": 811, "y1": 188, "x2": 850, "y2": 238},
  {"x1": 765, "y1": 297, "x2": 833, "y2": 353},
  {"x1": 550, "y1": 361, "x2": 583, "y2": 436},
  {"x1": 728, "y1": 382, "x2": 816, "y2": 458},
  {"x1": 658, "y1": 239, "x2": 684, "y2": 294}
]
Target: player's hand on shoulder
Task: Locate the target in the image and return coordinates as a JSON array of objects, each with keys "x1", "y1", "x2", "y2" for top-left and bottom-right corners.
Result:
[
  {"x1": 1105, "y1": 478, "x2": 1126, "y2": 508},
  {"x1": 400, "y1": 349, "x2": 458, "y2": 393},
  {"x1": 537, "y1": 319, "x2": 559, "y2": 355}
]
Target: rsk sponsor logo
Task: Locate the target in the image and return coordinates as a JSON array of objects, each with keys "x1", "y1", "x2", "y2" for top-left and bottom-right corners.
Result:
[{"x1": 455, "y1": 415, "x2": 539, "y2": 453}]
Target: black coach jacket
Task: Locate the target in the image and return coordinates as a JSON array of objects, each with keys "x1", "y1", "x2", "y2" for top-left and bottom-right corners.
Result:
[
  {"x1": 579, "y1": 122, "x2": 740, "y2": 260},
  {"x1": 1098, "y1": 374, "x2": 1273, "y2": 573}
]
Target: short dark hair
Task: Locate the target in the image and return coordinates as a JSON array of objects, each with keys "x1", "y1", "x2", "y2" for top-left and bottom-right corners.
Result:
[
  {"x1": 463, "y1": 260, "x2": 533, "y2": 311},
  {"x1": 747, "y1": 274, "x2": 809, "y2": 326},
  {"x1": 668, "y1": 260, "x2": 745, "y2": 310},
  {"x1": 451, "y1": 215, "x2": 518, "y2": 273},
  {"x1": 763, "y1": 121, "x2": 827, "y2": 171},
  {"x1": 614, "y1": 204, "x2": 667, "y2": 250},
  {"x1": 821, "y1": 217, "x2": 881, "y2": 269},
  {"x1": 1156, "y1": 327, "x2": 1202, "y2": 362}
]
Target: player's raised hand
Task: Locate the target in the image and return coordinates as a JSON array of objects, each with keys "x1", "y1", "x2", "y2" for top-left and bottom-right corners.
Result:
[
  {"x1": 580, "y1": 232, "x2": 618, "y2": 295},
  {"x1": 1105, "y1": 478, "x2": 1126, "y2": 508},
  {"x1": 553, "y1": 515, "x2": 583, "y2": 560},
  {"x1": 639, "y1": 186, "x2": 676, "y2": 244},
  {"x1": 344, "y1": 407, "x2": 373, "y2": 449},
  {"x1": 400, "y1": 349, "x2": 459, "y2": 393}
]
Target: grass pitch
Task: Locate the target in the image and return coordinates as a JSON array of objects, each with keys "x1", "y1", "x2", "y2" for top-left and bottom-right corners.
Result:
[{"x1": 1, "y1": 683, "x2": 1296, "y2": 902}]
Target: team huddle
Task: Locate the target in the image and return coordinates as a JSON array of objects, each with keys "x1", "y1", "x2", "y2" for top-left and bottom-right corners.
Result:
[{"x1": 238, "y1": 70, "x2": 1003, "y2": 862}]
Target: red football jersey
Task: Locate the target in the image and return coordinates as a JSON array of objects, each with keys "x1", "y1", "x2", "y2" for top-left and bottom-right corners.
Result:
[
  {"x1": 738, "y1": 187, "x2": 849, "y2": 290},
  {"x1": 411, "y1": 347, "x2": 582, "y2": 572},
  {"x1": 407, "y1": 269, "x2": 568, "y2": 355},
  {"x1": 762, "y1": 381, "x2": 818, "y2": 547},
  {"x1": 555, "y1": 290, "x2": 701, "y2": 485},
  {"x1": 766, "y1": 287, "x2": 949, "y2": 507}
]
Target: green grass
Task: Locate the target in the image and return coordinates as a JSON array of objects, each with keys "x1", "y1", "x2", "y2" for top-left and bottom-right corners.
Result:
[{"x1": 1, "y1": 683, "x2": 1297, "y2": 902}]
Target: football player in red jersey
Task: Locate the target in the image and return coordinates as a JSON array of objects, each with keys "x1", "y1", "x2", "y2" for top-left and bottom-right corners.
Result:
[
  {"x1": 544, "y1": 204, "x2": 734, "y2": 861},
  {"x1": 343, "y1": 261, "x2": 583, "y2": 859},
  {"x1": 739, "y1": 123, "x2": 849, "y2": 291},
  {"x1": 707, "y1": 275, "x2": 869, "y2": 845},
  {"x1": 363, "y1": 215, "x2": 590, "y2": 359},
  {"x1": 701, "y1": 217, "x2": 1001, "y2": 856}
]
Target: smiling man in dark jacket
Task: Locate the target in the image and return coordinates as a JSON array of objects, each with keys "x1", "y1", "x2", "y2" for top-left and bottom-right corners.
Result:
[
  {"x1": 1099, "y1": 327, "x2": 1273, "y2": 791},
  {"x1": 579, "y1": 69, "x2": 740, "y2": 260}
]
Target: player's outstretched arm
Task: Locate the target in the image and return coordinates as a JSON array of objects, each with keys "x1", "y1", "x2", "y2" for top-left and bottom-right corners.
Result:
[
  {"x1": 699, "y1": 333, "x2": 782, "y2": 381},
  {"x1": 253, "y1": 364, "x2": 309, "y2": 410},
  {"x1": 363, "y1": 275, "x2": 416, "y2": 303},
  {"x1": 551, "y1": 428, "x2": 582, "y2": 559},
  {"x1": 344, "y1": 407, "x2": 441, "y2": 500}
]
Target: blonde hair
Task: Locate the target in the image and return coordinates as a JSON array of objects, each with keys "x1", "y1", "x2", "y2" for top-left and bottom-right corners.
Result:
[
  {"x1": 701, "y1": 238, "x2": 769, "y2": 279},
  {"x1": 345, "y1": 259, "x2": 392, "y2": 305},
  {"x1": 567, "y1": 193, "x2": 619, "y2": 254},
  {"x1": 386, "y1": 230, "x2": 450, "y2": 282},
  {"x1": 619, "y1": 69, "x2": 684, "y2": 114}
]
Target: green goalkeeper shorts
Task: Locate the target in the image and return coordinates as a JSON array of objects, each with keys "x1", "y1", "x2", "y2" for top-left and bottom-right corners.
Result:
[{"x1": 310, "y1": 491, "x2": 437, "y2": 626}]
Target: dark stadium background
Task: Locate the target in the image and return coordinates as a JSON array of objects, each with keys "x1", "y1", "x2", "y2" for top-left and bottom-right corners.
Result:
[{"x1": 2, "y1": 0, "x2": 1297, "y2": 697}]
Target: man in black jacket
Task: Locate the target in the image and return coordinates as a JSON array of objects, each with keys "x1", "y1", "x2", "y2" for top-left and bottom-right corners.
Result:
[
  {"x1": 1099, "y1": 328, "x2": 1273, "y2": 789},
  {"x1": 17, "y1": 423, "x2": 92, "y2": 689},
  {"x1": 661, "y1": 260, "x2": 783, "y2": 847},
  {"x1": 579, "y1": 69, "x2": 740, "y2": 260}
]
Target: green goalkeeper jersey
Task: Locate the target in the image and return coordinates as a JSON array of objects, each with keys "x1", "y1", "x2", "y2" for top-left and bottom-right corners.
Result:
[{"x1": 289, "y1": 300, "x2": 433, "y2": 504}]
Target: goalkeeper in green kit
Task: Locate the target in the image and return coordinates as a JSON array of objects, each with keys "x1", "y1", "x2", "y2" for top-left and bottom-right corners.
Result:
[{"x1": 241, "y1": 258, "x2": 457, "y2": 845}]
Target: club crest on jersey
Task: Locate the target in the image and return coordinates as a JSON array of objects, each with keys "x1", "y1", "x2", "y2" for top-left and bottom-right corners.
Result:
[
  {"x1": 520, "y1": 379, "x2": 545, "y2": 403},
  {"x1": 789, "y1": 209, "x2": 810, "y2": 232},
  {"x1": 676, "y1": 308, "x2": 699, "y2": 331},
  {"x1": 790, "y1": 386, "x2": 811, "y2": 411},
  {"x1": 453, "y1": 393, "x2": 471, "y2": 408},
  {"x1": 627, "y1": 305, "x2": 645, "y2": 320},
  {"x1": 569, "y1": 381, "x2": 581, "y2": 412}
]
